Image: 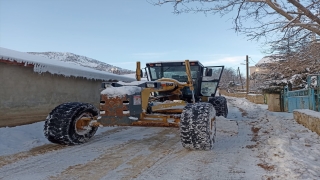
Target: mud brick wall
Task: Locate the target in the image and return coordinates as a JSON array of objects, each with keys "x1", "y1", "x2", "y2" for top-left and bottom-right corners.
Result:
[
  {"x1": 293, "y1": 109, "x2": 320, "y2": 136},
  {"x1": 0, "y1": 62, "x2": 104, "y2": 127}
]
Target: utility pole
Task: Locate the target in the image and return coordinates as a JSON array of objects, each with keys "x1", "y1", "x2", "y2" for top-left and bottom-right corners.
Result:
[{"x1": 246, "y1": 55, "x2": 249, "y2": 94}]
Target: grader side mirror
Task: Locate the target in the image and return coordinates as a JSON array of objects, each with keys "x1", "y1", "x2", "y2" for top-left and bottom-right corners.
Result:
[
  {"x1": 206, "y1": 69, "x2": 213, "y2": 76},
  {"x1": 144, "y1": 70, "x2": 148, "y2": 78}
]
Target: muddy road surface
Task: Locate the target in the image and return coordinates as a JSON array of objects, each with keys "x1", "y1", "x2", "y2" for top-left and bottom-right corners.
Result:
[{"x1": 1, "y1": 97, "x2": 319, "y2": 180}]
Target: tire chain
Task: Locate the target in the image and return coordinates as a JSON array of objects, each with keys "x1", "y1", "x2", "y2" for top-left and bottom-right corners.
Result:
[
  {"x1": 180, "y1": 102, "x2": 215, "y2": 150},
  {"x1": 44, "y1": 102, "x2": 99, "y2": 145}
]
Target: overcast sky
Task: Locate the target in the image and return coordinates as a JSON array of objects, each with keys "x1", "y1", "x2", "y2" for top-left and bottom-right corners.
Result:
[{"x1": 0, "y1": 0, "x2": 266, "y2": 74}]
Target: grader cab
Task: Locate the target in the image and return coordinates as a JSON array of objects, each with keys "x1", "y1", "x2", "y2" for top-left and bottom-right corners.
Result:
[{"x1": 44, "y1": 60, "x2": 228, "y2": 150}]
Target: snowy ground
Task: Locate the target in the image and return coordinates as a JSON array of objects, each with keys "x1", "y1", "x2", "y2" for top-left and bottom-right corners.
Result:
[{"x1": 0, "y1": 96, "x2": 319, "y2": 180}]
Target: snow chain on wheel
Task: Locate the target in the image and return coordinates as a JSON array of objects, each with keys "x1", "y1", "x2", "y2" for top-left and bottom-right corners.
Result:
[
  {"x1": 180, "y1": 102, "x2": 216, "y2": 150},
  {"x1": 209, "y1": 96, "x2": 228, "y2": 118},
  {"x1": 44, "y1": 102, "x2": 99, "y2": 145}
]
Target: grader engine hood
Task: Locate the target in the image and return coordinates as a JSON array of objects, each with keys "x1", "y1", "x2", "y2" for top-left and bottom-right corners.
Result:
[{"x1": 98, "y1": 81, "x2": 184, "y2": 126}]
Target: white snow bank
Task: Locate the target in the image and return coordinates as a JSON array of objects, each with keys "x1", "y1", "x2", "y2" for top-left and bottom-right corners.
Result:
[
  {"x1": 0, "y1": 122, "x2": 47, "y2": 156},
  {"x1": 0, "y1": 47, "x2": 135, "y2": 82}
]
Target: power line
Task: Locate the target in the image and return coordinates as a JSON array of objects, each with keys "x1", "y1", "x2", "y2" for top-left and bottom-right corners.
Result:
[{"x1": 249, "y1": 57, "x2": 256, "y2": 64}]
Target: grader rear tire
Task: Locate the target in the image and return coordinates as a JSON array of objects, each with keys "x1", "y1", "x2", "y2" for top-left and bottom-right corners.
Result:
[
  {"x1": 44, "y1": 102, "x2": 99, "y2": 145},
  {"x1": 180, "y1": 102, "x2": 216, "y2": 150},
  {"x1": 209, "y1": 96, "x2": 228, "y2": 118}
]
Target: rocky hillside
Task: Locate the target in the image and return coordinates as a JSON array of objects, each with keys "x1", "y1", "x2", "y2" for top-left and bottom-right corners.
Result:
[{"x1": 28, "y1": 52, "x2": 134, "y2": 75}]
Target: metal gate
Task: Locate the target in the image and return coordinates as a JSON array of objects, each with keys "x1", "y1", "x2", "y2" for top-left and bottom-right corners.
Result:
[{"x1": 283, "y1": 75, "x2": 320, "y2": 112}]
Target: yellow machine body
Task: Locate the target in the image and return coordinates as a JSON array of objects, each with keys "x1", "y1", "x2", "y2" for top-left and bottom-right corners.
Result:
[{"x1": 98, "y1": 60, "x2": 195, "y2": 127}]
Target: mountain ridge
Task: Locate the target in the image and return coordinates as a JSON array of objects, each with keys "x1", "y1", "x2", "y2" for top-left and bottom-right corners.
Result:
[{"x1": 28, "y1": 52, "x2": 135, "y2": 75}]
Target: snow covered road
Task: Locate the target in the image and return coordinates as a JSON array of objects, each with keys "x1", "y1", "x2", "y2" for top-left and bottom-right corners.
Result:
[{"x1": 0, "y1": 97, "x2": 319, "y2": 180}]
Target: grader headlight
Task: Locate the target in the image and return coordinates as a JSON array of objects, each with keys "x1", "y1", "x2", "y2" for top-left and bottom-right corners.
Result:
[{"x1": 146, "y1": 83, "x2": 155, "y2": 88}]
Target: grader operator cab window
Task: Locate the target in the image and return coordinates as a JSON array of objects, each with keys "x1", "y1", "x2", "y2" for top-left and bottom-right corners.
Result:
[
  {"x1": 148, "y1": 64, "x2": 199, "y2": 81},
  {"x1": 200, "y1": 82, "x2": 217, "y2": 96},
  {"x1": 146, "y1": 62, "x2": 201, "y2": 101},
  {"x1": 202, "y1": 67, "x2": 223, "y2": 81},
  {"x1": 146, "y1": 62, "x2": 224, "y2": 100}
]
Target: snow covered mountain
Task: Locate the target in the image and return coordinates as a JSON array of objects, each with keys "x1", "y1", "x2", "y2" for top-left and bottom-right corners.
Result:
[{"x1": 27, "y1": 52, "x2": 135, "y2": 75}]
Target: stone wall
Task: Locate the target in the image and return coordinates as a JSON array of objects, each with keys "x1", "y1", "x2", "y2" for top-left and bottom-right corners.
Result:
[{"x1": 293, "y1": 109, "x2": 320, "y2": 136}]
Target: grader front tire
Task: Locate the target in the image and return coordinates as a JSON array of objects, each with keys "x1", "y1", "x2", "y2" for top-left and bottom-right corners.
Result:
[
  {"x1": 44, "y1": 102, "x2": 99, "y2": 145},
  {"x1": 180, "y1": 102, "x2": 216, "y2": 150}
]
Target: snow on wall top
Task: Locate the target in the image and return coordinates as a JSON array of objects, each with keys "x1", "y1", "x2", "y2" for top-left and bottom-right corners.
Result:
[
  {"x1": 0, "y1": 47, "x2": 135, "y2": 82},
  {"x1": 293, "y1": 109, "x2": 320, "y2": 118}
]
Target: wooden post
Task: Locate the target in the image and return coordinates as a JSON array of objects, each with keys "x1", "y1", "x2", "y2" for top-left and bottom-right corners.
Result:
[{"x1": 246, "y1": 55, "x2": 249, "y2": 94}]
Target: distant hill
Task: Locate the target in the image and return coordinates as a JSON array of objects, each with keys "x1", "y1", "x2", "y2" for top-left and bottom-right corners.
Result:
[{"x1": 28, "y1": 52, "x2": 135, "y2": 75}]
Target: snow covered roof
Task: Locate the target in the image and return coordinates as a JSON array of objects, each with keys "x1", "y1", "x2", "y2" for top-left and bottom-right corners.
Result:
[
  {"x1": 256, "y1": 55, "x2": 284, "y2": 65},
  {"x1": 0, "y1": 47, "x2": 135, "y2": 82}
]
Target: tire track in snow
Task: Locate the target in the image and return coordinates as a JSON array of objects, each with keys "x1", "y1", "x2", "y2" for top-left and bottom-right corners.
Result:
[
  {"x1": 0, "y1": 144, "x2": 65, "y2": 168},
  {"x1": 135, "y1": 119, "x2": 264, "y2": 180},
  {"x1": 0, "y1": 126, "x2": 148, "y2": 180},
  {"x1": 49, "y1": 128, "x2": 181, "y2": 180},
  {"x1": 0, "y1": 127, "x2": 129, "y2": 168}
]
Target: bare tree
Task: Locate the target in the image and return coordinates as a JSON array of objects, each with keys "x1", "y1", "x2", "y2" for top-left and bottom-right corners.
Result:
[
  {"x1": 219, "y1": 67, "x2": 241, "y2": 89},
  {"x1": 151, "y1": 0, "x2": 320, "y2": 53}
]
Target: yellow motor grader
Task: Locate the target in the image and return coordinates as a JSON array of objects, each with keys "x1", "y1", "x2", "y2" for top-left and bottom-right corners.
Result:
[{"x1": 44, "y1": 60, "x2": 228, "y2": 150}]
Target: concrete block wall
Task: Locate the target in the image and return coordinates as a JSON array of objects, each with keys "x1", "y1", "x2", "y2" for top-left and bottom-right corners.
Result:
[
  {"x1": 293, "y1": 109, "x2": 320, "y2": 136},
  {"x1": 219, "y1": 89, "x2": 247, "y2": 98},
  {"x1": 246, "y1": 94, "x2": 265, "y2": 104},
  {"x1": 220, "y1": 89, "x2": 265, "y2": 104},
  {"x1": 267, "y1": 94, "x2": 281, "y2": 112},
  {"x1": 0, "y1": 62, "x2": 104, "y2": 127}
]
